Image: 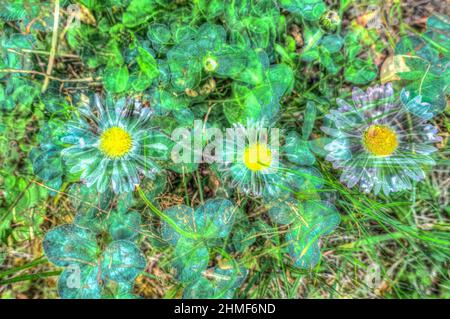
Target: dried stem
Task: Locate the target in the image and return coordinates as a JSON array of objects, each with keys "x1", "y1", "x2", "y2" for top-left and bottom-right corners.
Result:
[{"x1": 41, "y1": 0, "x2": 60, "y2": 93}]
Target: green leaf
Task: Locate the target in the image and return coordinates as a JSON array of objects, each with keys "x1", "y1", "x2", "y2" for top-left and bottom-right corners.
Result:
[
  {"x1": 101, "y1": 240, "x2": 146, "y2": 283},
  {"x1": 266, "y1": 198, "x2": 298, "y2": 225},
  {"x1": 147, "y1": 23, "x2": 172, "y2": 48},
  {"x1": 344, "y1": 58, "x2": 377, "y2": 84},
  {"x1": 214, "y1": 45, "x2": 247, "y2": 78},
  {"x1": 285, "y1": 201, "x2": 340, "y2": 269},
  {"x1": 280, "y1": 0, "x2": 326, "y2": 21},
  {"x1": 161, "y1": 205, "x2": 196, "y2": 246},
  {"x1": 108, "y1": 210, "x2": 141, "y2": 241},
  {"x1": 71, "y1": 184, "x2": 118, "y2": 233},
  {"x1": 194, "y1": 198, "x2": 238, "y2": 239},
  {"x1": 302, "y1": 101, "x2": 316, "y2": 140},
  {"x1": 122, "y1": 0, "x2": 156, "y2": 28},
  {"x1": 167, "y1": 42, "x2": 202, "y2": 91},
  {"x1": 223, "y1": 83, "x2": 253, "y2": 124},
  {"x1": 232, "y1": 219, "x2": 256, "y2": 252},
  {"x1": 161, "y1": 199, "x2": 238, "y2": 244},
  {"x1": 43, "y1": 224, "x2": 98, "y2": 267},
  {"x1": 287, "y1": 166, "x2": 324, "y2": 191},
  {"x1": 153, "y1": 88, "x2": 189, "y2": 111},
  {"x1": 232, "y1": 50, "x2": 265, "y2": 85},
  {"x1": 283, "y1": 131, "x2": 316, "y2": 166},
  {"x1": 103, "y1": 65, "x2": 129, "y2": 93},
  {"x1": 395, "y1": 26, "x2": 449, "y2": 117},
  {"x1": 58, "y1": 265, "x2": 101, "y2": 299},
  {"x1": 173, "y1": 238, "x2": 209, "y2": 283},
  {"x1": 309, "y1": 137, "x2": 333, "y2": 157},
  {"x1": 267, "y1": 64, "x2": 294, "y2": 99},
  {"x1": 136, "y1": 47, "x2": 159, "y2": 80},
  {"x1": 320, "y1": 34, "x2": 344, "y2": 54}
]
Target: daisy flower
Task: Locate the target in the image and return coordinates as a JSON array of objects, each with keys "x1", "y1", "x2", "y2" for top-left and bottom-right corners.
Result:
[
  {"x1": 61, "y1": 95, "x2": 168, "y2": 194},
  {"x1": 322, "y1": 83, "x2": 442, "y2": 195},
  {"x1": 219, "y1": 120, "x2": 321, "y2": 199},
  {"x1": 218, "y1": 120, "x2": 282, "y2": 198}
]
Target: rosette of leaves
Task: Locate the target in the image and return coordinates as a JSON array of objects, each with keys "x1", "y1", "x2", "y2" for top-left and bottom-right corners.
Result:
[
  {"x1": 301, "y1": 27, "x2": 345, "y2": 75},
  {"x1": 163, "y1": 23, "x2": 261, "y2": 92},
  {"x1": 147, "y1": 20, "x2": 294, "y2": 124},
  {"x1": 43, "y1": 223, "x2": 146, "y2": 299},
  {"x1": 394, "y1": 14, "x2": 449, "y2": 118},
  {"x1": 153, "y1": 21, "x2": 282, "y2": 95},
  {"x1": 299, "y1": 22, "x2": 377, "y2": 85},
  {"x1": 196, "y1": 0, "x2": 282, "y2": 54},
  {"x1": 160, "y1": 199, "x2": 243, "y2": 287},
  {"x1": 0, "y1": 32, "x2": 40, "y2": 110},
  {"x1": 223, "y1": 62, "x2": 294, "y2": 124},
  {"x1": 64, "y1": 8, "x2": 160, "y2": 94},
  {"x1": 101, "y1": 35, "x2": 160, "y2": 94},
  {"x1": 162, "y1": 23, "x2": 222, "y2": 92}
]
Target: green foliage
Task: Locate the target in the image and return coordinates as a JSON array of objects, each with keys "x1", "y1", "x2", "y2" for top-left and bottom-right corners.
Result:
[
  {"x1": 0, "y1": 32, "x2": 40, "y2": 110},
  {"x1": 285, "y1": 201, "x2": 340, "y2": 268},
  {"x1": 161, "y1": 198, "x2": 238, "y2": 245},
  {"x1": 0, "y1": 0, "x2": 41, "y2": 22},
  {"x1": 43, "y1": 223, "x2": 145, "y2": 298},
  {"x1": 160, "y1": 199, "x2": 246, "y2": 296},
  {"x1": 0, "y1": 102, "x2": 46, "y2": 243},
  {"x1": 0, "y1": 1, "x2": 447, "y2": 301},
  {"x1": 280, "y1": 0, "x2": 326, "y2": 21},
  {"x1": 395, "y1": 14, "x2": 449, "y2": 117}
]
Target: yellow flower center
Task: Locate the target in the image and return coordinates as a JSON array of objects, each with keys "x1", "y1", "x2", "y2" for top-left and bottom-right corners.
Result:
[
  {"x1": 363, "y1": 125, "x2": 398, "y2": 156},
  {"x1": 99, "y1": 126, "x2": 133, "y2": 158},
  {"x1": 243, "y1": 143, "x2": 272, "y2": 172}
]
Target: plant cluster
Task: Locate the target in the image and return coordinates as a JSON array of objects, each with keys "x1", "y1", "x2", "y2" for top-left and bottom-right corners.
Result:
[{"x1": 0, "y1": 0, "x2": 448, "y2": 299}]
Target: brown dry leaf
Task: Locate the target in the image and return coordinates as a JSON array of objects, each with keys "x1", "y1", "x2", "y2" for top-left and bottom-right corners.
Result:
[
  {"x1": 289, "y1": 24, "x2": 303, "y2": 49},
  {"x1": 68, "y1": 3, "x2": 96, "y2": 26},
  {"x1": 199, "y1": 78, "x2": 216, "y2": 95},
  {"x1": 185, "y1": 88, "x2": 198, "y2": 97},
  {"x1": 380, "y1": 55, "x2": 410, "y2": 84}
]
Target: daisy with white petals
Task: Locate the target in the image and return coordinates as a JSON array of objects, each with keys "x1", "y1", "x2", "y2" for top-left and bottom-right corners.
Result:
[
  {"x1": 322, "y1": 83, "x2": 442, "y2": 195},
  {"x1": 61, "y1": 95, "x2": 168, "y2": 194}
]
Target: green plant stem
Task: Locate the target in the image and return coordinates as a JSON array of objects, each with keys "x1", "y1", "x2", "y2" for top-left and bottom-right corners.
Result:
[
  {"x1": 339, "y1": 231, "x2": 421, "y2": 250},
  {"x1": 195, "y1": 170, "x2": 204, "y2": 204},
  {"x1": 0, "y1": 271, "x2": 61, "y2": 285},
  {"x1": 0, "y1": 256, "x2": 48, "y2": 278},
  {"x1": 182, "y1": 169, "x2": 189, "y2": 205}
]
